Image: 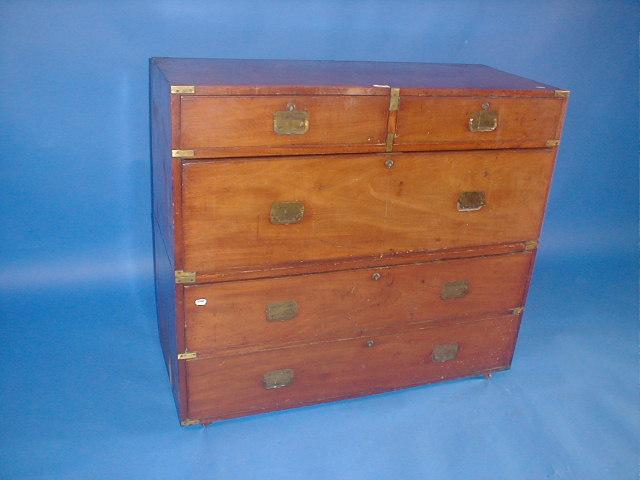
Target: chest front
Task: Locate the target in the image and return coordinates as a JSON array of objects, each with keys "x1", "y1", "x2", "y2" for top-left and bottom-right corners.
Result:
[{"x1": 150, "y1": 58, "x2": 568, "y2": 425}]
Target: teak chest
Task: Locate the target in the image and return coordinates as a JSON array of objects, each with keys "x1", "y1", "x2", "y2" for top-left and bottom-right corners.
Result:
[{"x1": 150, "y1": 58, "x2": 568, "y2": 425}]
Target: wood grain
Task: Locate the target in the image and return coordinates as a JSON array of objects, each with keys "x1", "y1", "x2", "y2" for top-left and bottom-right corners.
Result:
[
  {"x1": 181, "y1": 149, "x2": 554, "y2": 274},
  {"x1": 186, "y1": 313, "x2": 518, "y2": 422},
  {"x1": 179, "y1": 95, "x2": 389, "y2": 151},
  {"x1": 183, "y1": 253, "x2": 531, "y2": 355},
  {"x1": 395, "y1": 96, "x2": 564, "y2": 150}
]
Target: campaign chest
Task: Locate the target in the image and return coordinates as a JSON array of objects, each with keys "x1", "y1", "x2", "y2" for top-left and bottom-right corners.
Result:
[{"x1": 150, "y1": 58, "x2": 568, "y2": 425}]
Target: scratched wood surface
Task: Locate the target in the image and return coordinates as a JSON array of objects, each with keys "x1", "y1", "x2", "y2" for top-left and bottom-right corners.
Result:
[
  {"x1": 186, "y1": 313, "x2": 519, "y2": 422},
  {"x1": 180, "y1": 149, "x2": 555, "y2": 275},
  {"x1": 183, "y1": 253, "x2": 532, "y2": 355}
]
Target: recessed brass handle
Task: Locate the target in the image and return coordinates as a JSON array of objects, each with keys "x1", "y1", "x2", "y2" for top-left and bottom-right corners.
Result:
[
  {"x1": 432, "y1": 343, "x2": 459, "y2": 362},
  {"x1": 274, "y1": 103, "x2": 309, "y2": 135},
  {"x1": 266, "y1": 300, "x2": 299, "y2": 322},
  {"x1": 441, "y1": 280, "x2": 470, "y2": 300},
  {"x1": 469, "y1": 102, "x2": 498, "y2": 132},
  {"x1": 270, "y1": 201, "x2": 305, "y2": 224},
  {"x1": 263, "y1": 369, "x2": 294, "y2": 389},
  {"x1": 457, "y1": 191, "x2": 486, "y2": 212}
]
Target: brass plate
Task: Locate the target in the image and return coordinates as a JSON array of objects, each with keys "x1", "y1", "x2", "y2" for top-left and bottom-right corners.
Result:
[
  {"x1": 175, "y1": 270, "x2": 196, "y2": 284},
  {"x1": 263, "y1": 369, "x2": 294, "y2": 389},
  {"x1": 457, "y1": 191, "x2": 486, "y2": 212},
  {"x1": 270, "y1": 201, "x2": 305, "y2": 224},
  {"x1": 441, "y1": 280, "x2": 470, "y2": 300},
  {"x1": 469, "y1": 105, "x2": 498, "y2": 132},
  {"x1": 171, "y1": 85, "x2": 195, "y2": 94},
  {"x1": 266, "y1": 300, "x2": 299, "y2": 322},
  {"x1": 274, "y1": 107, "x2": 309, "y2": 135},
  {"x1": 389, "y1": 87, "x2": 400, "y2": 111},
  {"x1": 432, "y1": 343, "x2": 459, "y2": 363}
]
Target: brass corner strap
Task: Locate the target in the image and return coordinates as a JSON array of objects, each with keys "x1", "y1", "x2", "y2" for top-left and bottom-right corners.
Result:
[
  {"x1": 180, "y1": 419, "x2": 200, "y2": 426},
  {"x1": 178, "y1": 351, "x2": 197, "y2": 360},
  {"x1": 175, "y1": 270, "x2": 196, "y2": 284},
  {"x1": 554, "y1": 89, "x2": 570, "y2": 98},
  {"x1": 524, "y1": 240, "x2": 538, "y2": 251},
  {"x1": 171, "y1": 85, "x2": 195, "y2": 94},
  {"x1": 512, "y1": 307, "x2": 524, "y2": 316},
  {"x1": 545, "y1": 139, "x2": 560, "y2": 147},
  {"x1": 172, "y1": 149, "x2": 195, "y2": 158}
]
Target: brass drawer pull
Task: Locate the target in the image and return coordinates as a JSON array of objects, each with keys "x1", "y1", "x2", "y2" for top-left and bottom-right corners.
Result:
[
  {"x1": 432, "y1": 343, "x2": 459, "y2": 363},
  {"x1": 266, "y1": 300, "x2": 299, "y2": 322},
  {"x1": 457, "y1": 191, "x2": 486, "y2": 212},
  {"x1": 263, "y1": 369, "x2": 294, "y2": 389},
  {"x1": 274, "y1": 103, "x2": 309, "y2": 135},
  {"x1": 469, "y1": 102, "x2": 498, "y2": 132},
  {"x1": 270, "y1": 201, "x2": 305, "y2": 224},
  {"x1": 441, "y1": 280, "x2": 470, "y2": 300}
]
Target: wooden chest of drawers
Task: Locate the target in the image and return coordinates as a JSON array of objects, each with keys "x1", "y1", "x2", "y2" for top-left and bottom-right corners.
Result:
[{"x1": 150, "y1": 58, "x2": 568, "y2": 425}]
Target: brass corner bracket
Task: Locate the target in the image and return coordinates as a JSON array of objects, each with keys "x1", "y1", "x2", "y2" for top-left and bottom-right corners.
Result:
[
  {"x1": 546, "y1": 139, "x2": 561, "y2": 147},
  {"x1": 172, "y1": 149, "x2": 195, "y2": 158},
  {"x1": 512, "y1": 307, "x2": 524, "y2": 316},
  {"x1": 554, "y1": 89, "x2": 570, "y2": 98},
  {"x1": 180, "y1": 419, "x2": 200, "y2": 426},
  {"x1": 524, "y1": 240, "x2": 538, "y2": 251},
  {"x1": 171, "y1": 85, "x2": 195, "y2": 94},
  {"x1": 177, "y1": 351, "x2": 197, "y2": 360},
  {"x1": 175, "y1": 270, "x2": 196, "y2": 284}
]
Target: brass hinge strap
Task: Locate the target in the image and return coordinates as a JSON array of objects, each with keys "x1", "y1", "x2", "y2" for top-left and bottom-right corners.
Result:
[
  {"x1": 389, "y1": 87, "x2": 400, "y2": 111},
  {"x1": 175, "y1": 270, "x2": 196, "y2": 284},
  {"x1": 172, "y1": 149, "x2": 195, "y2": 158},
  {"x1": 554, "y1": 89, "x2": 570, "y2": 98},
  {"x1": 178, "y1": 351, "x2": 197, "y2": 360},
  {"x1": 171, "y1": 85, "x2": 195, "y2": 94},
  {"x1": 385, "y1": 132, "x2": 396, "y2": 152}
]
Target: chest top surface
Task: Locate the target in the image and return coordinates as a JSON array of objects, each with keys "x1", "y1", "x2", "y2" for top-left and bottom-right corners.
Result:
[{"x1": 152, "y1": 57, "x2": 562, "y2": 97}]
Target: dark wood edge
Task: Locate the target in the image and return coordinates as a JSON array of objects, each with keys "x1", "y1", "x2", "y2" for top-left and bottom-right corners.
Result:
[
  {"x1": 174, "y1": 86, "x2": 560, "y2": 98},
  {"x1": 183, "y1": 364, "x2": 512, "y2": 426},
  {"x1": 178, "y1": 143, "x2": 556, "y2": 159},
  {"x1": 176, "y1": 285, "x2": 189, "y2": 421},
  {"x1": 191, "y1": 241, "x2": 533, "y2": 284}
]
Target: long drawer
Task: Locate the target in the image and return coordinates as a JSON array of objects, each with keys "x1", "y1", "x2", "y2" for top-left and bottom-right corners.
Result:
[
  {"x1": 181, "y1": 149, "x2": 554, "y2": 274},
  {"x1": 186, "y1": 314, "x2": 519, "y2": 422},
  {"x1": 183, "y1": 253, "x2": 531, "y2": 355}
]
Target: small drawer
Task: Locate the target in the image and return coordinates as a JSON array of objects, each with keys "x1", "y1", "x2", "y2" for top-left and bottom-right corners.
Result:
[
  {"x1": 185, "y1": 314, "x2": 519, "y2": 422},
  {"x1": 183, "y1": 253, "x2": 531, "y2": 355},
  {"x1": 395, "y1": 96, "x2": 565, "y2": 150},
  {"x1": 181, "y1": 149, "x2": 554, "y2": 274},
  {"x1": 178, "y1": 95, "x2": 389, "y2": 157}
]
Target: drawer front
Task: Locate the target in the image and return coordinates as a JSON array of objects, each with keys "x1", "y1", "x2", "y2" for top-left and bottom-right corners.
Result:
[
  {"x1": 181, "y1": 149, "x2": 554, "y2": 273},
  {"x1": 395, "y1": 97, "x2": 564, "y2": 149},
  {"x1": 179, "y1": 95, "x2": 389, "y2": 154},
  {"x1": 186, "y1": 314, "x2": 518, "y2": 421},
  {"x1": 183, "y1": 253, "x2": 531, "y2": 354}
]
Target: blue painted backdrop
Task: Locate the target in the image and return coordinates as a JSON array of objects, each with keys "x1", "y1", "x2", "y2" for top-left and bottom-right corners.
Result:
[{"x1": 1, "y1": 1, "x2": 637, "y2": 479}]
